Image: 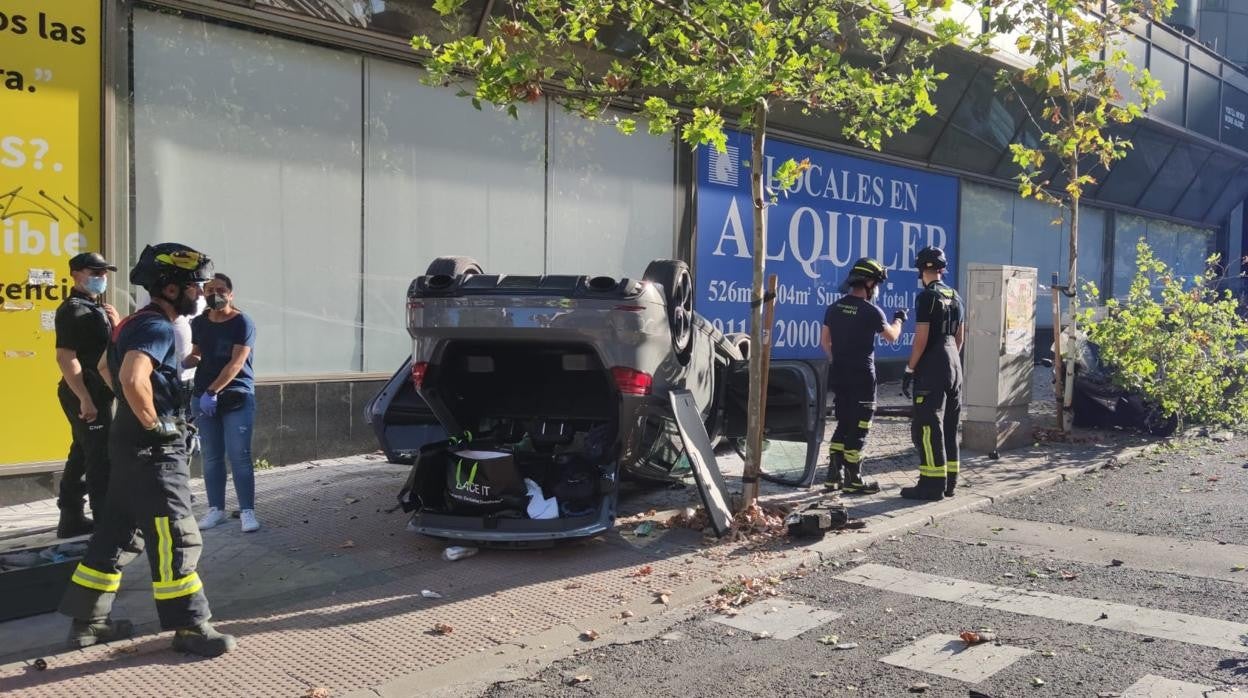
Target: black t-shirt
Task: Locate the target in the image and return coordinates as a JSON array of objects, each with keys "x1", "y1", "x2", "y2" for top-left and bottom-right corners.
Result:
[
  {"x1": 54, "y1": 289, "x2": 112, "y2": 381},
  {"x1": 823, "y1": 295, "x2": 888, "y2": 378},
  {"x1": 915, "y1": 280, "x2": 964, "y2": 357}
]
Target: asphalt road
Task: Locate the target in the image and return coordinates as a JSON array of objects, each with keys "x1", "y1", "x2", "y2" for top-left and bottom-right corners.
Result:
[{"x1": 481, "y1": 433, "x2": 1248, "y2": 697}]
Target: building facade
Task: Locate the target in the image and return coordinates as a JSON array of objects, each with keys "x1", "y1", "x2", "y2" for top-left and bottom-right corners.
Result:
[{"x1": 1, "y1": 0, "x2": 1246, "y2": 499}]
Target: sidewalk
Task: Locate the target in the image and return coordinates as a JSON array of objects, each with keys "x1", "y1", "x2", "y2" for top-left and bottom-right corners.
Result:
[{"x1": 0, "y1": 377, "x2": 1157, "y2": 698}]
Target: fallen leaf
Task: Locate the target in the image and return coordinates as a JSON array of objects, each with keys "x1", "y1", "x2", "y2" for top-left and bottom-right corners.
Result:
[
  {"x1": 565, "y1": 582, "x2": 583, "y2": 590},
  {"x1": 432, "y1": 623, "x2": 454, "y2": 635},
  {"x1": 304, "y1": 689, "x2": 331, "y2": 698},
  {"x1": 338, "y1": 540, "x2": 356, "y2": 549},
  {"x1": 581, "y1": 629, "x2": 600, "y2": 641},
  {"x1": 109, "y1": 646, "x2": 139, "y2": 656},
  {"x1": 1061, "y1": 571, "x2": 1079, "y2": 581},
  {"x1": 1234, "y1": 564, "x2": 1246, "y2": 572},
  {"x1": 628, "y1": 565, "x2": 654, "y2": 578},
  {"x1": 960, "y1": 631, "x2": 981, "y2": 644},
  {"x1": 817, "y1": 634, "x2": 840, "y2": 645}
]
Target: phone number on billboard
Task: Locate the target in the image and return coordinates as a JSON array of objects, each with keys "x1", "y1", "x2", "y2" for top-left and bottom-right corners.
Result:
[{"x1": 709, "y1": 318, "x2": 823, "y2": 350}]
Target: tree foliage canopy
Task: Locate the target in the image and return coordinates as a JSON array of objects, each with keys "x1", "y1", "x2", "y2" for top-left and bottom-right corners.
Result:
[{"x1": 416, "y1": 0, "x2": 965, "y2": 162}]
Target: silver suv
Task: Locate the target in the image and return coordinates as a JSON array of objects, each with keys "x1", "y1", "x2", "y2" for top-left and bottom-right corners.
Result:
[{"x1": 365, "y1": 257, "x2": 827, "y2": 544}]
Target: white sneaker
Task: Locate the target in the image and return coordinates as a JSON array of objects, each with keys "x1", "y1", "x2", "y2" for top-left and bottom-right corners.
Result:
[
  {"x1": 240, "y1": 509, "x2": 260, "y2": 533},
  {"x1": 198, "y1": 508, "x2": 227, "y2": 530}
]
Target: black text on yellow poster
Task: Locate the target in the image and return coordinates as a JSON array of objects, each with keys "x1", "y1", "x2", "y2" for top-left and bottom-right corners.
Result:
[{"x1": 0, "y1": 2, "x2": 101, "y2": 466}]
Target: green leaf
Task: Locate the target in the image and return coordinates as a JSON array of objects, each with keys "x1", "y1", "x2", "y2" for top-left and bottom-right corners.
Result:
[{"x1": 432, "y1": 0, "x2": 467, "y2": 16}]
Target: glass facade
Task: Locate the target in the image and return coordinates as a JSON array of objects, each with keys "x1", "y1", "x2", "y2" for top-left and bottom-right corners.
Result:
[
  {"x1": 132, "y1": 9, "x2": 676, "y2": 376},
  {"x1": 1112, "y1": 214, "x2": 1214, "y2": 297},
  {"x1": 957, "y1": 182, "x2": 1107, "y2": 327}
]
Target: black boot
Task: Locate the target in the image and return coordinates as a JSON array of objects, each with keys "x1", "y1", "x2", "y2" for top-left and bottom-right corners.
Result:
[
  {"x1": 841, "y1": 462, "x2": 881, "y2": 495},
  {"x1": 823, "y1": 452, "x2": 844, "y2": 490},
  {"x1": 899, "y1": 476, "x2": 945, "y2": 501},
  {"x1": 173, "y1": 622, "x2": 237, "y2": 658},
  {"x1": 57, "y1": 507, "x2": 94, "y2": 539},
  {"x1": 944, "y1": 473, "x2": 958, "y2": 498},
  {"x1": 68, "y1": 617, "x2": 134, "y2": 649}
]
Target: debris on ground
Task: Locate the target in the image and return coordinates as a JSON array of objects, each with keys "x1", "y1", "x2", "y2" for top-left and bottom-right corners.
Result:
[
  {"x1": 655, "y1": 590, "x2": 672, "y2": 605},
  {"x1": 337, "y1": 540, "x2": 356, "y2": 549},
  {"x1": 442, "y1": 546, "x2": 478, "y2": 561},
  {"x1": 1109, "y1": 559, "x2": 1124, "y2": 567},
  {"x1": 909, "y1": 682, "x2": 930, "y2": 693},
  {"x1": 1032, "y1": 677, "x2": 1046, "y2": 687},
  {"x1": 32, "y1": 658, "x2": 47, "y2": 671},
  {"x1": 567, "y1": 674, "x2": 592, "y2": 685},
  {"x1": 580, "y1": 629, "x2": 599, "y2": 641},
  {"x1": 666, "y1": 506, "x2": 710, "y2": 532},
  {"x1": 432, "y1": 623, "x2": 454, "y2": 635},
  {"x1": 728, "y1": 502, "x2": 790, "y2": 542},
  {"x1": 304, "y1": 688, "x2": 331, "y2": 698},
  {"x1": 817, "y1": 634, "x2": 840, "y2": 646},
  {"x1": 960, "y1": 630, "x2": 998, "y2": 645},
  {"x1": 627, "y1": 565, "x2": 654, "y2": 578},
  {"x1": 752, "y1": 631, "x2": 772, "y2": 640},
  {"x1": 833, "y1": 642, "x2": 859, "y2": 650},
  {"x1": 618, "y1": 610, "x2": 635, "y2": 619},
  {"x1": 1060, "y1": 571, "x2": 1079, "y2": 581},
  {"x1": 706, "y1": 575, "x2": 785, "y2": 615},
  {"x1": 634, "y1": 521, "x2": 657, "y2": 537},
  {"x1": 421, "y1": 590, "x2": 443, "y2": 599}
]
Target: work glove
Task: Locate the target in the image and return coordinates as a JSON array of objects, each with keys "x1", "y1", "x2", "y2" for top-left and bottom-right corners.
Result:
[
  {"x1": 198, "y1": 391, "x2": 218, "y2": 418},
  {"x1": 892, "y1": 309, "x2": 908, "y2": 323},
  {"x1": 142, "y1": 419, "x2": 183, "y2": 448},
  {"x1": 901, "y1": 367, "x2": 914, "y2": 399}
]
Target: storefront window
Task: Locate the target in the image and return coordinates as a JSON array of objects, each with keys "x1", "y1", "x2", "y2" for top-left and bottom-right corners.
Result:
[
  {"x1": 361, "y1": 58, "x2": 547, "y2": 372},
  {"x1": 133, "y1": 10, "x2": 365, "y2": 375},
  {"x1": 1112, "y1": 214, "x2": 1214, "y2": 298},
  {"x1": 546, "y1": 109, "x2": 675, "y2": 277},
  {"x1": 256, "y1": 0, "x2": 487, "y2": 43}
]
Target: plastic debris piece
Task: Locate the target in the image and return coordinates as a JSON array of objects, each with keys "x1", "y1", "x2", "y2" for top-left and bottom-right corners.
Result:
[
  {"x1": 834, "y1": 642, "x2": 859, "y2": 650},
  {"x1": 421, "y1": 590, "x2": 443, "y2": 599},
  {"x1": 635, "y1": 522, "x2": 656, "y2": 537},
  {"x1": 442, "y1": 546, "x2": 478, "y2": 561}
]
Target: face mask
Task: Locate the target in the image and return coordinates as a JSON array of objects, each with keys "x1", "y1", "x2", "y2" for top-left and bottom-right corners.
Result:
[
  {"x1": 206, "y1": 294, "x2": 228, "y2": 311},
  {"x1": 84, "y1": 276, "x2": 107, "y2": 296}
]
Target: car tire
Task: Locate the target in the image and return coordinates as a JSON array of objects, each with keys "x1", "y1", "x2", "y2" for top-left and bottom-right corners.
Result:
[
  {"x1": 643, "y1": 259, "x2": 694, "y2": 365},
  {"x1": 426, "y1": 256, "x2": 484, "y2": 277}
]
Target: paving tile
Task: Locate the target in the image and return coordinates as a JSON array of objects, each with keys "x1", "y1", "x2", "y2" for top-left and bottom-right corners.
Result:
[
  {"x1": 709, "y1": 598, "x2": 841, "y2": 640},
  {"x1": 1121, "y1": 674, "x2": 1216, "y2": 697},
  {"x1": 879, "y1": 633, "x2": 1034, "y2": 683}
]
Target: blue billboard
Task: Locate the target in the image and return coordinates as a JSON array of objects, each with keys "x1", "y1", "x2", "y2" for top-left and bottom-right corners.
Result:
[{"x1": 696, "y1": 131, "x2": 960, "y2": 360}]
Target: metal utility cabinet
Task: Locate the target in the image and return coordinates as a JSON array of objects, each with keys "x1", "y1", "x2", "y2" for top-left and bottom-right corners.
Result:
[{"x1": 962, "y1": 264, "x2": 1038, "y2": 452}]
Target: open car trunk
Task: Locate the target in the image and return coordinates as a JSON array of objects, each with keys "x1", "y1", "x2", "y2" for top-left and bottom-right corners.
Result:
[{"x1": 400, "y1": 341, "x2": 623, "y2": 544}]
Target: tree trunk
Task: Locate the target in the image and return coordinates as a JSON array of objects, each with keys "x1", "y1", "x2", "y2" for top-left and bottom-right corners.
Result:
[
  {"x1": 1062, "y1": 157, "x2": 1080, "y2": 432},
  {"x1": 741, "y1": 106, "x2": 769, "y2": 512}
]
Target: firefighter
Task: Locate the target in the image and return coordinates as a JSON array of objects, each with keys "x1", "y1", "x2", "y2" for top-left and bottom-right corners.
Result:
[
  {"x1": 53, "y1": 252, "x2": 121, "y2": 537},
  {"x1": 59, "y1": 243, "x2": 237, "y2": 658},
  {"x1": 900, "y1": 246, "x2": 965, "y2": 500},
  {"x1": 822, "y1": 257, "x2": 906, "y2": 494}
]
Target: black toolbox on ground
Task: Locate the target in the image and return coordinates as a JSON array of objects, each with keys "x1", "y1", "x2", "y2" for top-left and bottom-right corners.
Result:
[{"x1": 0, "y1": 543, "x2": 85, "y2": 622}]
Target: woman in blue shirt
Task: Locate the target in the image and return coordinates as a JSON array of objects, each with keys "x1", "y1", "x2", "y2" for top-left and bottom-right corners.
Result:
[{"x1": 184, "y1": 273, "x2": 260, "y2": 532}]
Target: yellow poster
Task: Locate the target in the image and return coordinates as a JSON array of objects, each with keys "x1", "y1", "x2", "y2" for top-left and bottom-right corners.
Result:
[{"x1": 0, "y1": 2, "x2": 101, "y2": 466}]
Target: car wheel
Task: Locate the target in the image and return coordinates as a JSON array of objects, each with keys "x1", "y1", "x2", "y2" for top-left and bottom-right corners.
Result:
[
  {"x1": 643, "y1": 259, "x2": 694, "y2": 365},
  {"x1": 426, "y1": 256, "x2": 484, "y2": 277}
]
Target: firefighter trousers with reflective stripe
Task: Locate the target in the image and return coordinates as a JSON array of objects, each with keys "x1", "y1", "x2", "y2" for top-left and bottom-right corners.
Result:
[
  {"x1": 59, "y1": 429, "x2": 211, "y2": 630},
  {"x1": 830, "y1": 378, "x2": 876, "y2": 465},
  {"x1": 910, "y1": 353, "x2": 962, "y2": 479}
]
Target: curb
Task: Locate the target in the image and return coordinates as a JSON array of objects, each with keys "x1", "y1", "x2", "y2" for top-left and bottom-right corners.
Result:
[{"x1": 353, "y1": 438, "x2": 1166, "y2": 698}]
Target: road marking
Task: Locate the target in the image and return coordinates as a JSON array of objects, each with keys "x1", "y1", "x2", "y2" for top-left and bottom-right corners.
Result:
[
  {"x1": 879, "y1": 633, "x2": 1033, "y2": 683},
  {"x1": 710, "y1": 599, "x2": 841, "y2": 640},
  {"x1": 926, "y1": 512, "x2": 1248, "y2": 583},
  {"x1": 1121, "y1": 674, "x2": 1235, "y2": 697},
  {"x1": 835, "y1": 564, "x2": 1248, "y2": 653}
]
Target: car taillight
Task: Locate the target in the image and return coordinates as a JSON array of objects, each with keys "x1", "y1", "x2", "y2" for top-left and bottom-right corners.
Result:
[
  {"x1": 411, "y1": 361, "x2": 429, "y2": 389},
  {"x1": 611, "y1": 366, "x2": 652, "y2": 395}
]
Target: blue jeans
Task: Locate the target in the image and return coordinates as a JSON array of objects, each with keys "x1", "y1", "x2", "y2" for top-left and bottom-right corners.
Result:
[{"x1": 193, "y1": 392, "x2": 256, "y2": 511}]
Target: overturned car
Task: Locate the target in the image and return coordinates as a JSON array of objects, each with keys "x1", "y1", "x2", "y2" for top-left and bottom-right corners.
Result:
[{"x1": 364, "y1": 256, "x2": 828, "y2": 544}]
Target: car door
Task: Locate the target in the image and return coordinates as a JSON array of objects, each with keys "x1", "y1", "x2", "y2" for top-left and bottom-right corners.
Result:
[
  {"x1": 363, "y1": 356, "x2": 446, "y2": 464},
  {"x1": 720, "y1": 358, "x2": 828, "y2": 487}
]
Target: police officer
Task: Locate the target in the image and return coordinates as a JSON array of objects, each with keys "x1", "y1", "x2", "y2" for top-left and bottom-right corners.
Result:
[
  {"x1": 54, "y1": 252, "x2": 121, "y2": 538},
  {"x1": 900, "y1": 246, "x2": 965, "y2": 500},
  {"x1": 822, "y1": 258, "x2": 906, "y2": 494},
  {"x1": 59, "y1": 243, "x2": 237, "y2": 658}
]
